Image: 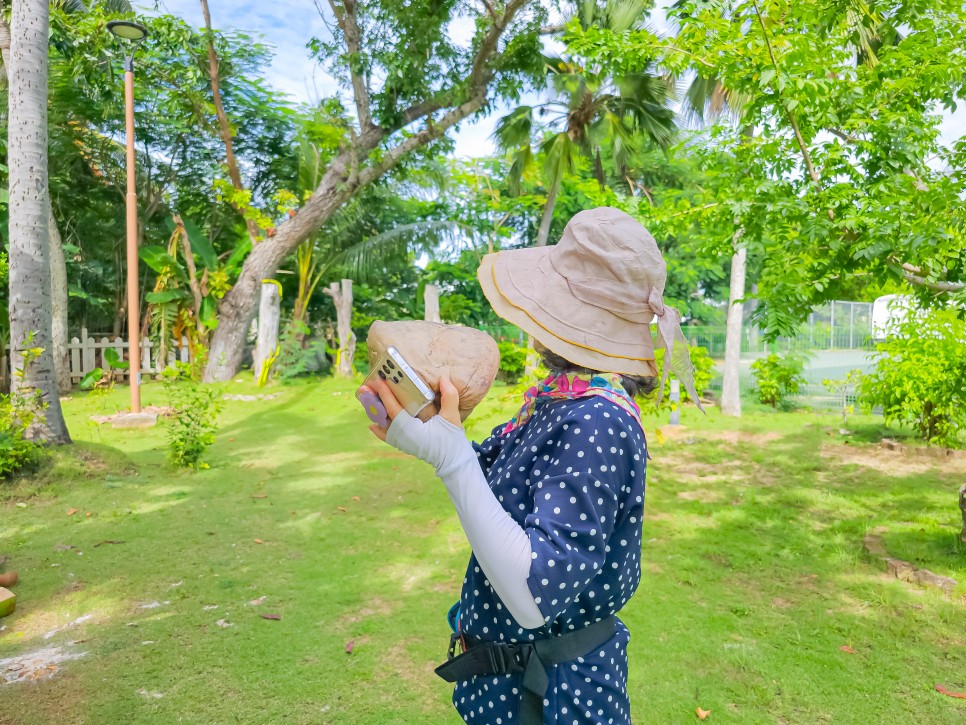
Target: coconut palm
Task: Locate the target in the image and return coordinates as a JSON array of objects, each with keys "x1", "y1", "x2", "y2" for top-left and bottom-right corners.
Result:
[
  {"x1": 5, "y1": 0, "x2": 70, "y2": 441},
  {"x1": 495, "y1": 0, "x2": 676, "y2": 247}
]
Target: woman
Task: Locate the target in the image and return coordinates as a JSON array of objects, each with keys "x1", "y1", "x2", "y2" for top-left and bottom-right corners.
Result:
[{"x1": 365, "y1": 207, "x2": 701, "y2": 724}]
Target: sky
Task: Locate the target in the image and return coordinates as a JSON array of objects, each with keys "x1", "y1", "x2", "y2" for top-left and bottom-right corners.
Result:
[{"x1": 146, "y1": 0, "x2": 966, "y2": 156}]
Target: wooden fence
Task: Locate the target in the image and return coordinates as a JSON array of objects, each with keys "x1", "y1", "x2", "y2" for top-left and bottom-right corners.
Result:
[
  {"x1": 68, "y1": 328, "x2": 190, "y2": 382},
  {"x1": 0, "y1": 331, "x2": 191, "y2": 391}
]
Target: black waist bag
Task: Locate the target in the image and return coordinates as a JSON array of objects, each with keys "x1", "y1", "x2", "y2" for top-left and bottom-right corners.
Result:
[{"x1": 435, "y1": 615, "x2": 617, "y2": 725}]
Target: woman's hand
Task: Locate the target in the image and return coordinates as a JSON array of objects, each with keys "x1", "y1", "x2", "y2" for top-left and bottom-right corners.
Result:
[
  {"x1": 362, "y1": 375, "x2": 462, "y2": 442},
  {"x1": 361, "y1": 376, "x2": 468, "y2": 472}
]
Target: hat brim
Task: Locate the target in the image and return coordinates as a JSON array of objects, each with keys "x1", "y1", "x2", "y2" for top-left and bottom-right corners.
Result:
[{"x1": 478, "y1": 250, "x2": 658, "y2": 377}]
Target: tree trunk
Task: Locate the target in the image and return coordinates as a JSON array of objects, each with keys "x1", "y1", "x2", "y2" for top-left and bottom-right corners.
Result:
[
  {"x1": 200, "y1": 0, "x2": 526, "y2": 382},
  {"x1": 535, "y1": 175, "x2": 561, "y2": 248},
  {"x1": 324, "y1": 279, "x2": 356, "y2": 378},
  {"x1": 3, "y1": 10, "x2": 71, "y2": 397},
  {"x1": 424, "y1": 283, "x2": 441, "y2": 323},
  {"x1": 720, "y1": 243, "x2": 747, "y2": 418},
  {"x1": 48, "y1": 206, "x2": 71, "y2": 394},
  {"x1": 252, "y1": 282, "x2": 280, "y2": 382},
  {"x1": 7, "y1": 0, "x2": 70, "y2": 442},
  {"x1": 203, "y1": 153, "x2": 358, "y2": 381}
]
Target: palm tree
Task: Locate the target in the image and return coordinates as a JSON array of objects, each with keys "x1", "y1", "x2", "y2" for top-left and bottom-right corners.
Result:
[
  {"x1": 496, "y1": 0, "x2": 676, "y2": 247},
  {"x1": 1, "y1": 1, "x2": 132, "y2": 395},
  {"x1": 6, "y1": 0, "x2": 70, "y2": 442}
]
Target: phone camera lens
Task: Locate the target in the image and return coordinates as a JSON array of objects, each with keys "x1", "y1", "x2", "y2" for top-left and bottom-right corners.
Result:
[
  {"x1": 377, "y1": 371, "x2": 387, "y2": 380},
  {"x1": 387, "y1": 359, "x2": 396, "y2": 370},
  {"x1": 392, "y1": 376, "x2": 400, "y2": 384}
]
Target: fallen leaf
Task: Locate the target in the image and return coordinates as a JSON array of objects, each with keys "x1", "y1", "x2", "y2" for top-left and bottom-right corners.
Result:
[
  {"x1": 85, "y1": 512, "x2": 92, "y2": 517},
  {"x1": 935, "y1": 684, "x2": 966, "y2": 699},
  {"x1": 839, "y1": 645, "x2": 856, "y2": 654},
  {"x1": 93, "y1": 540, "x2": 126, "y2": 547},
  {"x1": 248, "y1": 596, "x2": 267, "y2": 606},
  {"x1": 345, "y1": 639, "x2": 354, "y2": 654},
  {"x1": 254, "y1": 538, "x2": 265, "y2": 544},
  {"x1": 351, "y1": 496, "x2": 360, "y2": 501},
  {"x1": 215, "y1": 619, "x2": 233, "y2": 628},
  {"x1": 696, "y1": 707, "x2": 711, "y2": 720},
  {"x1": 54, "y1": 543, "x2": 76, "y2": 551},
  {"x1": 229, "y1": 437, "x2": 236, "y2": 442},
  {"x1": 337, "y1": 506, "x2": 348, "y2": 513},
  {"x1": 67, "y1": 508, "x2": 79, "y2": 516},
  {"x1": 251, "y1": 494, "x2": 268, "y2": 499},
  {"x1": 261, "y1": 613, "x2": 281, "y2": 621}
]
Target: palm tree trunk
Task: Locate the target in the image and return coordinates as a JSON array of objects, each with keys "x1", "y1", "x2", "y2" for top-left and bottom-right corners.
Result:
[
  {"x1": 720, "y1": 242, "x2": 746, "y2": 417},
  {"x1": 48, "y1": 206, "x2": 71, "y2": 394},
  {"x1": 535, "y1": 175, "x2": 561, "y2": 248},
  {"x1": 7, "y1": 0, "x2": 70, "y2": 442}
]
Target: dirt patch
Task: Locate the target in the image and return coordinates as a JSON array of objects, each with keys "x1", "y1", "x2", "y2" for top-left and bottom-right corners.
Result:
[
  {"x1": 663, "y1": 458, "x2": 746, "y2": 483},
  {"x1": 819, "y1": 444, "x2": 966, "y2": 476},
  {"x1": 677, "y1": 490, "x2": 726, "y2": 503},
  {"x1": 705, "y1": 430, "x2": 786, "y2": 446},
  {"x1": 374, "y1": 639, "x2": 441, "y2": 710},
  {"x1": 0, "y1": 645, "x2": 87, "y2": 684},
  {"x1": 334, "y1": 597, "x2": 397, "y2": 627},
  {"x1": 771, "y1": 597, "x2": 793, "y2": 609},
  {"x1": 89, "y1": 405, "x2": 174, "y2": 425}
]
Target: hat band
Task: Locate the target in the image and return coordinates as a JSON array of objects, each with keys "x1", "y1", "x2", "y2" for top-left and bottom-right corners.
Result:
[{"x1": 490, "y1": 261, "x2": 655, "y2": 363}]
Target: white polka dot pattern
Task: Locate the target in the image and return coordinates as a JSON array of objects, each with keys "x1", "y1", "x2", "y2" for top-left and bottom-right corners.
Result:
[{"x1": 456, "y1": 398, "x2": 647, "y2": 723}]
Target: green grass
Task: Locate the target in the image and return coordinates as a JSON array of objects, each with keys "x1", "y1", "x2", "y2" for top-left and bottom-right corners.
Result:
[{"x1": 1, "y1": 377, "x2": 964, "y2": 724}]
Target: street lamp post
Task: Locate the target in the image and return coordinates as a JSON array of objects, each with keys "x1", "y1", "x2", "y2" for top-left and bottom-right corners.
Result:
[{"x1": 107, "y1": 21, "x2": 149, "y2": 414}]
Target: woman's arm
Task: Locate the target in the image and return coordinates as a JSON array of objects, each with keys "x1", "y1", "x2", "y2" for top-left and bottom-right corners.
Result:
[{"x1": 388, "y1": 411, "x2": 545, "y2": 630}]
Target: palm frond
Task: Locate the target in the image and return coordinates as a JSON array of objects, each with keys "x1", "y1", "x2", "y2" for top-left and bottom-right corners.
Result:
[
  {"x1": 493, "y1": 106, "x2": 535, "y2": 150},
  {"x1": 328, "y1": 221, "x2": 478, "y2": 284}
]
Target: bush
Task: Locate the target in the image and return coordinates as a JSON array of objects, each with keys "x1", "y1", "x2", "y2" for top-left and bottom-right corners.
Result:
[
  {"x1": 1, "y1": 341, "x2": 47, "y2": 478},
  {"x1": 751, "y1": 353, "x2": 806, "y2": 408},
  {"x1": 643, "y1": 345, "x2": 714, "y2": 412},
  {"x1": 163, "y1": 364, "x2": 223, "y2": 468},
  {"x1": 497, "y1": 340, "x2": 528, "y2": 384},
  {"x1": 858, "y1": 307, "x2": 966, "y2": 446},
  {"x1": 0, "y1": 392, "x2": 44, "y2": 478},
  {"x1": 275, "y1": 320, "x2": 333, "y2": 381}
]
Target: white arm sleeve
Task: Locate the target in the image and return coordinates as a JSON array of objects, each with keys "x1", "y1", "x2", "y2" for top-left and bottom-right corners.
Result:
[{"x1": 387, "y1": 412, "x2": 545, "y2": 630}]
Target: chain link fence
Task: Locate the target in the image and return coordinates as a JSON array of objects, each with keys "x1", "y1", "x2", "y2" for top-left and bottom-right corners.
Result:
[{"x1": 478, "y1": 301, "x2": 879, "y2": 411}]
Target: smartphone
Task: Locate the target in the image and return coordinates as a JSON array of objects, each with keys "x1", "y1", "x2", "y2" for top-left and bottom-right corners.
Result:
[{"x1": 360, "y1": 346, "x2": 435, "y2": 422}]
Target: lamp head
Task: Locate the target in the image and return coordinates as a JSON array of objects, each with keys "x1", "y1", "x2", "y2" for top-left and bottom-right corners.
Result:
[{"x1": 107, "y1": 20, "x2": 149, "y2": 42}]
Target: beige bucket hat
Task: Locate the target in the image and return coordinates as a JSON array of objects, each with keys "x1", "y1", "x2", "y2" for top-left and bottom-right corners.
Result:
[{"x1": 478, "y1": 206, "x2": 702, "y2": 406}]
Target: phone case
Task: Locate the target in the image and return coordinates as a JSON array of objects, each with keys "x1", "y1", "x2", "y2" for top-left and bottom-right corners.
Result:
[{"x1": 362, "y1": 347, "x2": 435, "y2": 418}]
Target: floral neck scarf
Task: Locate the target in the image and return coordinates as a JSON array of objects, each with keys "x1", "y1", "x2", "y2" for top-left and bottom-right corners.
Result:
[{"x1": 501, "y1": 372, "x2": 645, "y2": 438}]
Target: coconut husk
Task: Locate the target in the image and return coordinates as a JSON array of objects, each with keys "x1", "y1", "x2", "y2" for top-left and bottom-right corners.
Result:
[{"x1": 366, "y1": 320, "x2": 500, "y2": 422}]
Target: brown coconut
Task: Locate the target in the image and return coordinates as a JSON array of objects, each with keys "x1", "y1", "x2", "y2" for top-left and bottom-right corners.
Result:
[{"x1": 366, "y1": 320, "x2": 500, "y2": 422}]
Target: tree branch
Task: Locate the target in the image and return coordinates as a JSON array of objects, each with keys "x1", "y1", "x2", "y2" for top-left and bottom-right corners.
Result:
[
  {"x1": 751, "y1": 0, "x2": 820, "y2": 187},
  {"x1": 325, "y1": 0, "x2": 372, "y2": 130},
  {"x1": 901, "y1": 270, "x2": 964, "y2": 292}
]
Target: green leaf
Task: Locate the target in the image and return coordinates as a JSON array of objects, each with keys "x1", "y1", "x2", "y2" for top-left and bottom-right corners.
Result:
[
  {"x1": 759, "y1": 68, "x2": 776, "y2": 88},
  {"x1": 146, "y1": 289, "x2": 190, "y2": 304},
  {"x1": 199, "y1": 295, "x2": 219, "y2": 330},
  {"x1": 182, "y1": 217, "x2": 218, "y2": 270},
  {"x1": 79, "y1": 368, "x2": 104, "y2": 390},
  {"x1": 140, "y1": 246, "x2": 179, "y2": 275},
  {"x1": 104, "y1": 347, "x2": 129, "y2": 370}
]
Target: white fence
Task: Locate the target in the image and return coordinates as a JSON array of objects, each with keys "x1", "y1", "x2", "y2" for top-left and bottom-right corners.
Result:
[{"x1": 69, "y1": 328, "x2": 190, "y2": 382}]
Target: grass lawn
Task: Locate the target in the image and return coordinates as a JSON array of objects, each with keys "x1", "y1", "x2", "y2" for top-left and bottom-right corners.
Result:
[{"x1": 1, "y1": 376, "x2": 964, "y2": 724}]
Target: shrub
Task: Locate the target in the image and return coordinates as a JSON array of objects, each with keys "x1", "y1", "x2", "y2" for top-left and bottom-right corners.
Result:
[
  {"x1": 275, "y1": 320, "x2": 333, "y2": 381},
  {"x1": 0, "y1": 340, "x2": 47, "y2": 478},
  {"x1": 751, "y1": 353, "x2": 806, "y2": 408},
  {"x1": 497, "y1": 340, "x2": 528, "y2": 384},
  {"x1": 163, "y1": 363, "x2": 223, "y2": 468},
  {"x1": 643, "y1": 345, "x2": 714, "y2": 412},
  {"x1": 858, "y1": 306, "x2": 966, "y2": 446}
]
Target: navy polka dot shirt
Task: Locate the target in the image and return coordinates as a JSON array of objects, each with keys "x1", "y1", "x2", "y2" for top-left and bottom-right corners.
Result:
[{"x1": 453, "y1": 395, "x2": 647, "y2": 724}]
